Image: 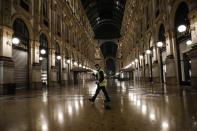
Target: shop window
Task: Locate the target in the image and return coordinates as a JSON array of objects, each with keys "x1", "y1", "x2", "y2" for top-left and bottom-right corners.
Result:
[
  {"x1": 65, "y1": 48, "x2": 69, "y2": 59},
  {"x1": 40, "y1": 34, "x2": 48, "y2": 50},
  {"x1": 13, "y1": 18, "x2": 29, "y2": 50},
  {"x1": 42, "y1": 0, "x2": 49, "y2": 27},
  {"x1": 43, "y1": 0, "x2": 48, "y2": 18},
  {"x1": 20, "y1": 0, "x2": 29, "y2": 12},
  {"x1": 57, "y1": 15, "x2": 61, "y2": 36},
  {"x1": 72, "y1": 34, "x2": 75, "y2": 47},
  {"x1": 66, "y1": 25, "x2": 70, "y2": 43},
  {"x1": 55, "y1": 43, "x2": 60, "y2": 56},
  {"x1": 155, "y1": 0, "x2": 159, "y2": 18}
]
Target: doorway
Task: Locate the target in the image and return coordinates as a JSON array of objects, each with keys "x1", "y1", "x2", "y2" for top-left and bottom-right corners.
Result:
[
  {"x1": 177, "y1": 41, "x2": 191, "y2": 85},
  {"x1": 12, "y1": 18, "x2": 29, "y2": 89},
  {"x1": 39, "y1": 34, "x2": 49, "y2": 86},
  {"x1": 174, "y1": 2, "x2": 191, "y2": 85}
]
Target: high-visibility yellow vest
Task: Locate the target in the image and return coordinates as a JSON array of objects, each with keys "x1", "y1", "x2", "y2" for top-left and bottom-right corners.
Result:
[{"x1": 97, "y1": 68, "x2": 107, "y2": 87}]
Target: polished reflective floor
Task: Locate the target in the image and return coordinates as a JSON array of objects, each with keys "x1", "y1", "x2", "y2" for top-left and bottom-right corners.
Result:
[{"x1": 0, "y1": 80, "x2": 197, "y2": 131}]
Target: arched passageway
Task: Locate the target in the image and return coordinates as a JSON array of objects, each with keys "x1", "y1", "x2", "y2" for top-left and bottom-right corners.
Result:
[
  {"x1": 174, "y1": 2, "x2": 191, "y2": 85},
  {"x1": 12, "y1": 18, "x2": 29, "y2": 89}
]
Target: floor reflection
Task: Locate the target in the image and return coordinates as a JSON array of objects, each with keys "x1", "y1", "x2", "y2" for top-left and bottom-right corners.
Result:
[{"x1": 0, "y1": 80, "x2": 197, "y2": 131}]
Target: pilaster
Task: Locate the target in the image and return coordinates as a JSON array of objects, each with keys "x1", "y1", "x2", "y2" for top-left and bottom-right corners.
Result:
[
  {"x1": 152, "y1": 61, "x2": 160, "y2": 83},
  {"x1": 0, "y1": 26, "x2": 15, "y2": 94},
  {"x1": 31, "y1": 41, "x2": 41, "y2": 89}
]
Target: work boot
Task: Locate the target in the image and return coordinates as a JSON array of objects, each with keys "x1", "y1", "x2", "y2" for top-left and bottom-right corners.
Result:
[{"x1": 89, "y1": 98, "x2": 95, "y2": 102}]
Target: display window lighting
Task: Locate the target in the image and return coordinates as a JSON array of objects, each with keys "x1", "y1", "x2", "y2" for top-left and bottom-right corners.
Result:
[
  {"x1": 12, "y1": 37, "x2": 20, "y2": 45},
  {"x1": 178, "y1": 25, "x2": 187, "y2": 33}
]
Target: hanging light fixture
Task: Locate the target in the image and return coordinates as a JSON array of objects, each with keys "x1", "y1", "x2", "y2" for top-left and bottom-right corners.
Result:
[
  {"x1": 79, "y1": 64, "x2": 82, "y2": 67},
  {"x1": 12, "y1": 37, "x2": 20, "y2": 45},
  {"x1": 40, "y1": 49, "x2": 46, "y2": 55},
  {"x1": 178, "y1": 25, "x2": 187, "y2": 33},
  {"x1": 157, "y1": 41, "x2": 163, "y2": 47},
  {"x1": 135, "y1": 59, "x2": 138, "y2": 63}
]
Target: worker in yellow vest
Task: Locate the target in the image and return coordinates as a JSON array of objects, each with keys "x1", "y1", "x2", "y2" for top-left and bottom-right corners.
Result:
[{"x1": 89, "y1": 64, "x2": 110, "y2": 102}]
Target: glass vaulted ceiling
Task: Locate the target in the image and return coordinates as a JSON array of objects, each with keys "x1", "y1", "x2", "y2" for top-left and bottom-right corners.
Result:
[{"x1": 81, "y1": 0, "x2": 126, "y2": 39}]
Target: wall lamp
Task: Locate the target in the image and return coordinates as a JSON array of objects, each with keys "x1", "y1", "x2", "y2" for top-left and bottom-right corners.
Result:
[
  {"x1": 178, "y1": 25, "x2": 187, "y2": 33},
  {"x1": 12, "y1": 37, "x2": 20, "y2": 45},
  {"x1": 146, "y1": 50, "x2": 151, "y2": 54},
  {"x1": 157, "y1": 41, "x2": 164, "y2": 48},
  {"x1": 57, "y1": 55, "x2": 61, "y2": 60},
  {"x1": 139, "y1": 55, "x2": 143, "y2": 59}
]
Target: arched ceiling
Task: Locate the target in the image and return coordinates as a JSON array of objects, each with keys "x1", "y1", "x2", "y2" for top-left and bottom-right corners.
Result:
[{"x1": 81, "y1": 0, "x2": 126, "y2": 39}]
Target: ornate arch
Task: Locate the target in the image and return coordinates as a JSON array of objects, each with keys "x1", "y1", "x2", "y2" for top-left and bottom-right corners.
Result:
[
  {"x1": 39, "y1": 30, "x2": 51, "y2": 49},
  {"x1": 65, "y1": 47, "x2": 70, "y2": 59},
  {"x1": 54, "y1": 40, "x2": 63, "y2": 55},
  {"x1": 11, "y1": 13, "x2": 33, "y2": 41},
  {"x1": 169, "y1": 0, "x2": 191, "y2": 31},
  {"x1": 146, "y1": 32, "x2": 153, "y2": 49},
  {"x1": 156, "y1": 20, "x2": 165, "y2": 41}
]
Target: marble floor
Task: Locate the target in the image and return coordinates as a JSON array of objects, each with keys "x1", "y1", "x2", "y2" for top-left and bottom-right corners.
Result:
[{"x1": 0, "y1": 80, "x2": 197, "y2": 131}]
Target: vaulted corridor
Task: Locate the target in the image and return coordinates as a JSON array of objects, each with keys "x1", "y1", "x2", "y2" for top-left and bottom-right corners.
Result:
[{"x1": 1, "y1": 0, "x2": 197, "y2": 130}]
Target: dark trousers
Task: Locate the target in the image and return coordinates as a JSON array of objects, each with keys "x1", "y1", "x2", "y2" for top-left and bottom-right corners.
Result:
[{"x1": 92, "y1": 85, "x2": 110, "y2": 101}]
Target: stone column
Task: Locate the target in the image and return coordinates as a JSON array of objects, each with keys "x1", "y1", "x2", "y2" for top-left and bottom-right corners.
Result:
[
  {"x1": 144, "y1": 53, "x2": 149, "y2": 82},
  {"x1": 31, "y1": 41, "x2": 41, "y2": 89},
  {"x1": 49, "y1": 48, "x2": 57, "y2": 87},
  {"x1": 152, "y1": 45, "x2": 160, "y2": 83},
  {"x1": 66, "y1": 57, "x2": 71, "y2": 85},
  {"x1": 0, "y1": 26, "x2": 14, "y2": 94},
  {"x1": 61, "y1": 56, "x2": 67, "y2": 86},
  {"x1": 188, "y1": 8, "x2": 197, "y2": 89},
  {"x1": 145, "y1": 64, "x2": 150, "y2": 82},
  {"x1": 138, "y1": 67, "x2": 143, "y2": 82},
  {"x1": 165, "y1": 30, "x2": 178, "y2": 85},
  {"x1": 0, "y1": 0, "x2": 14, "y2": 94}
]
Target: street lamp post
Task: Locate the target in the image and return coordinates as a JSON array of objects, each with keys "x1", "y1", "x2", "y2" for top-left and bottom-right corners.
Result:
[
  {"x1": 146, "y1": 49, "x2": 152, "y2": 82},
  {"x1": 157, "y1": 41, "x2": 164, "y2": 83}
]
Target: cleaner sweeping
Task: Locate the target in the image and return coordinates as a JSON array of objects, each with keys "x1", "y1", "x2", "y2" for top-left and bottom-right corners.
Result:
[{"x1": 89, "y1": 64, "x2": 111, "y2": 109}]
